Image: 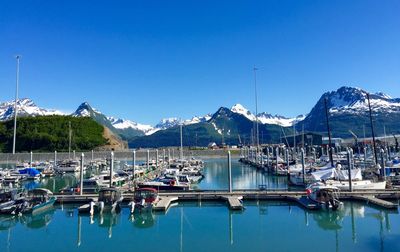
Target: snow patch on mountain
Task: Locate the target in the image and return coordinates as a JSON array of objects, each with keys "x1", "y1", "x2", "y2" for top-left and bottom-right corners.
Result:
[
  {"x1": 230, "y1": 103, "x2": 303, "y2": 126},
  {"x1": 0, "y1": 98, "x2": 64, "y2": 121}
]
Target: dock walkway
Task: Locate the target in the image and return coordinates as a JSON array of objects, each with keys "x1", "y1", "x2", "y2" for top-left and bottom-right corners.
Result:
[{"x1": 54, "y1": 189, "x2": 400, "y2": 212}]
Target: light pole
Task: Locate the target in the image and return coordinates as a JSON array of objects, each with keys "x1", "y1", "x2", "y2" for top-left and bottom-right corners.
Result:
[{"x1": 12, "y1": 55, "x2": 21, "y2": 154}]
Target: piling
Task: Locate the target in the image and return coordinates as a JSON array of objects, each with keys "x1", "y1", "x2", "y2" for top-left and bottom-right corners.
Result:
[
  {"x1": 156, "y1": 149, "x2": 159, "y2": 169},
  {"x1": 110, "y1": 152, "x2": 114, "y2": 188},
  {"x1": 30, "y1": 151, "x2": 33, "y2": 165},
  {"x1": 301, "y1": 148, "x2": 305, "y2": 185},
  {"x1": 147, "y1": 149, "x2": 150, "y2": 170},
  {"x1": 266, "y1": 147, "x2": 270, "y2": 168},
  {"x1": 80, "y1": 153, "x2": 84, "y2": 195},
  {"x1": 54, "y1": 151, "x2": 57, "y2": 169},
  {"x1": 346, "y1": 148, "x2": 353, "y2": 192},
  {"x1": 132, "y1": 150, "x2": 136, "y2": 180},
  {"x1": 285, "y1": 148, "x2": 289, "y2": 171},
  {"x1": 380, "y1": 148, "x2": 386, "y2": 178},
  {"x1": 91, "y1": 150, "x2": 94, "y2": 161},
  {"x1": 228, "y1": 151, "x2": 232, "y2": 193},
  {"x1": 275, "y1": 147, "x2": 279, "y2": 175},
  {"x1": 73, "y1": 150, "x2": 76, "y2": 160}
]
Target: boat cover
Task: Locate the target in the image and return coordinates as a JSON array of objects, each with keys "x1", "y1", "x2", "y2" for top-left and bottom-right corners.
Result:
[{"x1": 19, "y1": 168, "x2": 40, "y2": 177}]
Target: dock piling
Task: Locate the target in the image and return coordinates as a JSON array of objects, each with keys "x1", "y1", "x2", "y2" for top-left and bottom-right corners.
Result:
[
  {"x1": 346, "y1": 148, "x2": 353, "y2": 192},
  {"x1": 110, "y1": 152, "x2": 114, "y2": 188},
  {"x1": 80, "y1": 153, "x2": 84, "y2": 195},
  {"x1": 30, "y1": 151, "x2": 33, "y2": 165},
  {"x1": 132, "y1": 150, "x2": 136, "y2": 180},
  {"x1": 228, "y1": 151, "x2": 232, "y2": 193},
  {"x1": 301, "y1": 148, "x2": 305, "y2": 185}
]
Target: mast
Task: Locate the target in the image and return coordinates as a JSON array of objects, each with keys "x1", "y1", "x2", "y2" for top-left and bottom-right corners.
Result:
[
  {"x1": 180, "y1": 123, "x2": 183, "y2": 160},
  {"x1": 69, "y1": 121, "x2": 72, "y2": 159},
  {"x1": 12, "y1": 55, "x2": 21, "y2": 154},
  {"x1": 253, "y1": 66, "x2": 259, "y2": 150},
  {"x1": 367, "y1": 93, "x2": 378, "y2": 164},
  {"x1": 324, "y1": 98, "x2": 334, "y2": 167}
]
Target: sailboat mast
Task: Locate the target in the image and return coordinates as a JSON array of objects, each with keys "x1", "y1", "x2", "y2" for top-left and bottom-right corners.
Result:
[
  {"x1": 69, "y1": 121, "x2": 72, "y2": 159},
  {"x1": 324, "y1": 98, "x2": 334, "y2": 167},
  {"x1": 12, "y1": 55, "x2": 21, "y2": 154},
  {"x1": 367, "y1": 93, "x2": 378, "y2": 164},
  {"x1": 253, "y1": 66, "x2": 259, "y2": 150},
  {"x1": 180, "y1": 123, "x2": 183, "y2": 160}
]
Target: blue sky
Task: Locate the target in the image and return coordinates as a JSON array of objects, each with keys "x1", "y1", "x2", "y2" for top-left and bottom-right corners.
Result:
[{"x1": 1, "y1": 0, "x2": 399, "y2": 125}]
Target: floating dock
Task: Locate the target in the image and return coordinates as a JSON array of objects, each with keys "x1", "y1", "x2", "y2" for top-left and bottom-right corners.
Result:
[{"x1": 54, "y1": 189, "x2": 400, "y2": 212}]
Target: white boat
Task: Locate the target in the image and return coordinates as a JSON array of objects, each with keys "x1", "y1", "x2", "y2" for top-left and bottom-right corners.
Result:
[
  {"x1": 311, "y1": 167, "x2": 386, "y2": 190},
  {"x1": 306, "y1": 183, "x2": 343, "y2": 210},
  {"x1": 55, "y1": 160, "x2": 80, "y2": 173}
]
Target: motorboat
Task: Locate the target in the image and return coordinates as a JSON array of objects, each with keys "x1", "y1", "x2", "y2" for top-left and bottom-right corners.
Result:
[
  {"x1": 54, "y1": 160, "x2": 80, "y2": 173},
  {"x1": 78, "y1": 188, "x2": 123, "y2": 215},
  {"x1": 0, "y1": 188, "x2": 26, "y2": 215},
  {"x1": 306, "y1": 183, "x2": 343, "y2": 210},
  {"x1": 22, "y1": 188, "x2": 57, "y2": 215},
  {"x1": 130, "y1": 188, "x2": 159, "y2": 213}
]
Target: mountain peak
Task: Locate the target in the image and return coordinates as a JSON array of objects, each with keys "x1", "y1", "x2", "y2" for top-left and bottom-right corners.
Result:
[
  {"x1": 230, "y1": 103, "x2": 256, "y2": 121},
  {"x1": 0, "y1": 98, "x2": 63, "y2": 121}
]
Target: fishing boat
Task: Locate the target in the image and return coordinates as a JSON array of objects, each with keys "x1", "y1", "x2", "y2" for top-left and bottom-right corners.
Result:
[
  {"x1": 22, "y1": 188, "x2": 57, "y2": 215},
  {"x1": 78, "y1": 188, "x2": 123, "y2": 214},
  {"x1": 306, "y1": 183, "x2": 343, "y2": 210},
  {"x1": 130, "y1": 188, "x2": 159, "y2": 213},
  {"x1": 0, "y1": 188, "x2": 26, "y2": 215}
]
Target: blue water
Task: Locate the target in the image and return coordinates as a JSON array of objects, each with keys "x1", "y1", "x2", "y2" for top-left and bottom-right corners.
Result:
[
  {"x1": 1, "y1": 158, "x2": 400, "y2": 251},
  {"x1": 0, "y1": 202, "x2": 399, "y2": 252}
]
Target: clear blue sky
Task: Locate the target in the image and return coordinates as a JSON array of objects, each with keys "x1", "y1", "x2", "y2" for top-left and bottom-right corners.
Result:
[{"x1": 1, "y1": 0, "x2": 399, "y2": 125}]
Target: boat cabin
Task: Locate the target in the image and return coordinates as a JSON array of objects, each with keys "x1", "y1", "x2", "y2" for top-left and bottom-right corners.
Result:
[
  {"x1": 134, "y1": 188, "x2": 158, "y2": 203},
  {"x1": 98, "y1": 188, "x2": 122, "y2": 205}
]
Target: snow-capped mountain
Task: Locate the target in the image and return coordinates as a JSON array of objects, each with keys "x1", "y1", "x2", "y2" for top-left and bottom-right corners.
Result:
[
  {"x1": 257, "y1": 113, "x2": 306, "y2": 127},
  {"x1": 0, "y1": 98, "x2": 64, "y2": 121},
  {"x1": 154, "y1": 114, "x2": 212, "y2": 130},
  {"x1": 108, "y1": 117, "x2": 154, "y2": 135},
  {"x1": 325, "y1": 86, "x2": 400, "y2": 114},
  {"x1": 230, "y1": 103, "x2": 303, "y2": 127},
  {"x1": 297, "y1": 86, "x2": 400, "y2": 138}
]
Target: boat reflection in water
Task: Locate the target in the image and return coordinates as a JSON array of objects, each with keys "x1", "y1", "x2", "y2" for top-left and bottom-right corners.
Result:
[
  {"x1": 130, "y1": 211, "x2": 156, "y2": 229},
  {"x1": 19, "y1": 208, "x2": 55, "y2": 229}
]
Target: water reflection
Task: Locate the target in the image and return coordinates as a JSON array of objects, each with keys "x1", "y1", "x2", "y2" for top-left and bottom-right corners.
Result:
[
  {"x1": 0, "y1": 201, "x2": 399, "y2": 251},
  {"x1": 130, "y1": 211, "x2": 156, "y2": 229}
]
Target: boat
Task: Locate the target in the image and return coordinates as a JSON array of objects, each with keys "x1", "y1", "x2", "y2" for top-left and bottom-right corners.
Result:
[
  {"x1": 54, "y1": 160, "x2": 80, "y2": 173},
  {"x1": 312, "y1": 167, "x2": 387, "y2": 190},
  {"x1": 0, "y1": 188, "x2": 26, "y2": 215},
  {"x1": 18, "y1": 167, "x2": 41, "y2": 180},
  {"x1": 59, "y1": 179, "x2": 102, "y2": 194},
  {"x1": 22, "y1": 188, "x2": 57, "y2": 215},
  {"x1": 306, "y1": 183, "x2": 343, "y2": 210},
  {"x1": 78, "y1": 188, "x2": 123, "y2": 214},
  {"x1": 130, "y1": 188, "x2": 159, "y2": 213},
  {"x1": 137, "y1": 175, "x2": 190, "y2": 191}
]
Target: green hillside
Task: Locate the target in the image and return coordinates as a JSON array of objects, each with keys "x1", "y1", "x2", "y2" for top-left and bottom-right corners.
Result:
[{"x1": 0, "y1": 116, "x2": 107, "y2": 152}]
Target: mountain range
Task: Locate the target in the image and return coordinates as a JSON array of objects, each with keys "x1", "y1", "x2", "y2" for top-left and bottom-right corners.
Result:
[{"x1": 1, "y1": 86, "x2": 399, "y2": 147}]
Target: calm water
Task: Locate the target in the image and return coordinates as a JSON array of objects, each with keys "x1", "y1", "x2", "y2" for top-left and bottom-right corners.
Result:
[
  {"x1": 1, "y1": 158, "x2": 400, "y2": 251},
  {"x1": 21, "y1": 158, "x2": 289, "y2": 191},
  {"x1": 0, "y1": 202, "x2": 399, "y2": 252}
]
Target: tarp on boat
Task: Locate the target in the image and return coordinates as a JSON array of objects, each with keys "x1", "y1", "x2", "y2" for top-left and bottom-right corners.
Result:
[
  {"x1": 311, "y1": 168, "x2": 335, "y2": 181},
  {"x1": 334, "y1": 168, "x2": 362, "y2": 181},
  {"x1": 19, "y1": 168, "x2": 40, "y2": 177}
]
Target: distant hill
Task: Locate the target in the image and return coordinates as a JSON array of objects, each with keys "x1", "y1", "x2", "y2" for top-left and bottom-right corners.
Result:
[{"x1": 0, "y1": 115, "x2": 108, "y2": 152}]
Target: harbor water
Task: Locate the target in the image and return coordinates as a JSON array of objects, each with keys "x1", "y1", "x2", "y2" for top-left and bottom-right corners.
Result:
[{"x1": 1, "y1": 158, "x2": 400, "y2": 251}]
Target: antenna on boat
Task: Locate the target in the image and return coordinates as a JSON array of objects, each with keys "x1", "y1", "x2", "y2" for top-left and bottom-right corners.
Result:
[{"x1": 12, "y1": 55, "x2": 21, "y2": 154}]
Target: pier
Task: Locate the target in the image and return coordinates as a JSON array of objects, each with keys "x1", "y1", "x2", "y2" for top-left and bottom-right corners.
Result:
[{"x1": 54, "y1": 189, "x2": 400, "y2": 212}]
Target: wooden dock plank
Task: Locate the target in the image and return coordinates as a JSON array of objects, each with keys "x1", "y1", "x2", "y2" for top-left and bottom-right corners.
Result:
[{"x1": 222, "y1": 196, "x2": 243, "y2": 210}]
